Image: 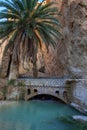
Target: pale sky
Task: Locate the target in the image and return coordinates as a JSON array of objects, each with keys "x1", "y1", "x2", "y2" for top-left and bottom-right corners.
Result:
[{"x1": 0, "y1": 0, "x2": 43, "y2": 11}]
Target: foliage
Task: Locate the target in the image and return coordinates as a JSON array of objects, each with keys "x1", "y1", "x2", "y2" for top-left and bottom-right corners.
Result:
[
  {"x1": 0, "y1": 0, "x2": 61, "y2": 77},
  {"x1": 18, "y1": 81, "x2": 25, "y2": 86},
  {"x1": 2, "y1": 86, "x2": 8, "y2": 100},
  {"x1": 8, "y1": 79, "x2": 15, "y2": 85}
]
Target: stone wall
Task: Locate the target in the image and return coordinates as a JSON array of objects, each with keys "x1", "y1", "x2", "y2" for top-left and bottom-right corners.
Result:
[
  {"x1": 73, "y1": 80, "x2": 87, "y2": 106},
  {"x1": 65, "y1": 79, "x2": 87, "y2": 114}
]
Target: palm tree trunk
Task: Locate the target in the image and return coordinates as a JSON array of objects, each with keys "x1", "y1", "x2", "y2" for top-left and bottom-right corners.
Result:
[
  {"x1": 9, "y1": 40, "x2": 19, "y2": 80},
  {"x1": 9, "y1": 61, "x2": 19, "y2": 80},
  {"x1": 9, "y1": 52, "x2": 19, "y2": 80},
  {"x1": 32, "y1": 45, "x2": 38, "y2": 78},
  {"x1": 33, "y1": 54, "x2": 38, "y2": 78},
  {"x1": 33, "y1": 60, "x2": 38, "y2": 78}
]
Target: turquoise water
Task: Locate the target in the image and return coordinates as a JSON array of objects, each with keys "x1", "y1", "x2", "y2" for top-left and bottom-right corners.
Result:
[{"x1": 0, "y1": 101, "x2": 84, "y2": 130}]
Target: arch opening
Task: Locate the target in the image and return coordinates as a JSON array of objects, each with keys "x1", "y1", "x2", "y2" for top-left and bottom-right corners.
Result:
[
  {"x1": 55, "y1": 91, "x2": 59, "y2": 95},
  {"x1": 27, "y1": 89, "x2": 31, "y2": 95},
  {"x1": 28, "y1": 94, "x2": 65, "y2": 103},
  {"x1": 34, "y1": 89, "x2": 38, "y2": 93}
]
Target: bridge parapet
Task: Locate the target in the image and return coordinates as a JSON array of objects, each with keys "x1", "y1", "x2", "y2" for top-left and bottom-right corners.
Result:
[
  {"x1": 15, "y1": 78, "x2": 86, "y2": 89},
  {"x1": 16, "y1": 78, "x2": 67, "y2": 87}
]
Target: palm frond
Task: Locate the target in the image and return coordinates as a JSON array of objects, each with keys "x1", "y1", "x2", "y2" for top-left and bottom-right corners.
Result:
[
  {"x1": 0, "y1": 1, "x2": 20, "y2": 16},
  {"x1": 0, "y1": 0, "x2": 62, "y2": 77}
]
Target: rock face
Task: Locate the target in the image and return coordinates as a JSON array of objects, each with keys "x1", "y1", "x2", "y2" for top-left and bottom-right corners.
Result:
[
  {"x1": 58, "y1": 0, "x2": 87, "y2": 77},
  {"x1": 0, "y1": 53, "x2": 11, "y2": 78},
  {"x1": 38, "y1": 0, "x2": 87, "y2": 77},
  {"x1": 0, "y1": 41, "x2": 10, "y2": 78},
  {"x1": 34, "y1": 0, "x2": 87, "y2": 77}
]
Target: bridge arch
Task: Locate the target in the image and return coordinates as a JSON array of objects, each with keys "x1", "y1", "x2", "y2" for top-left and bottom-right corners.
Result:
[
  {"x1": 26, "y1": 93, "x2": 65, "y2": 102},
  {"x1": 25, "y1": 87, "x2": 68, "y2": 103}
]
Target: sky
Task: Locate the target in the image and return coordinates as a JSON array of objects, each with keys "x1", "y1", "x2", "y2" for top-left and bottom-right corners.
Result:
[
  {"x1": 0, "y1": 0, "x2": 44, "y2": 20},
  {"x1": 0, "y1": 0, "x2": 5, "y2": 11},
  {"x1": 0, "y1": 0, "x2": 43, "y2": 11}
]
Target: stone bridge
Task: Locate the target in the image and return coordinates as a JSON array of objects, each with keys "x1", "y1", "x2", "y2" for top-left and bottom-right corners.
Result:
[{"x1": 16, "y1": 78, "x2": 75, "y2": 103}]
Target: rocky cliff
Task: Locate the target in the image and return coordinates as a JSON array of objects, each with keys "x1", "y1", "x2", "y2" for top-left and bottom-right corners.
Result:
[
  {"x1": 60, "y1": 0, "x2": 87, "y2": 78},
  {"x1": 43, "y1": 0, "x2": 87, "y2": 78}
]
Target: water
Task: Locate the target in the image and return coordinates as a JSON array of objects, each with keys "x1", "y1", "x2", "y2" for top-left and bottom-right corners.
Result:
[{"x1": 0, "y1": 100, "x2": 85, "y2": 130}]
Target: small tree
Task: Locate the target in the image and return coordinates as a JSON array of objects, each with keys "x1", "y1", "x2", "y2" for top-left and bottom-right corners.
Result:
[{"x1": 0, "y1": 0, "x2": 61, "y2": 79}]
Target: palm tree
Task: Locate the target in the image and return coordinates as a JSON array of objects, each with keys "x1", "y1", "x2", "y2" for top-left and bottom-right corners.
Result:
[{"x1": 0, "y1": 0, "x2": 61, "y2": 79}]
